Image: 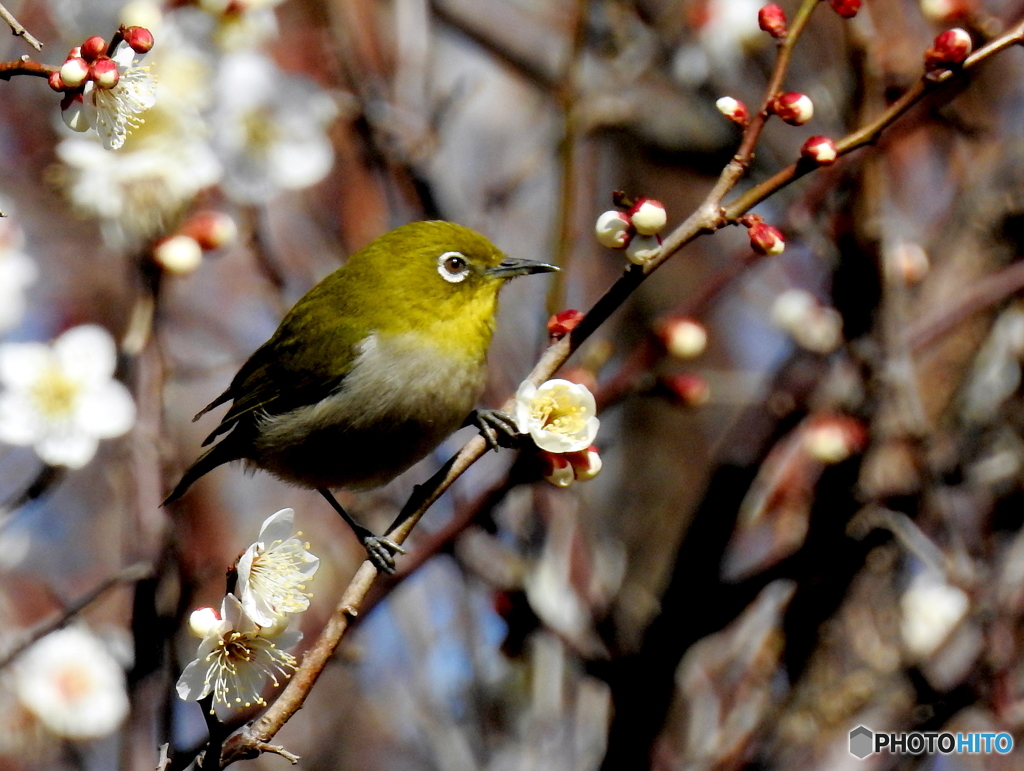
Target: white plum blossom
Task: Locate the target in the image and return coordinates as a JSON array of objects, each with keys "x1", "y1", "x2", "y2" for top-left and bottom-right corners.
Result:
[
  {"x1": 237, "y1": 508, "x2": 320, "y2": 626},
  {"x1": 176, "y1": 594, "x2": 301, "y2": 720},
  {"x1": 63, "y1": 42, "x2": 157, "y2": 151},
  {"x1": 0, "y1": 325, "x2": 135, "y2": 468},
  {"x1": 13, "y1": 626, "x2": 130, "y2": 739},
  {"x1": 515, "y1": 379, "x2": 600, "y2": 454},
  {"x1": 56, "y1": 32, "x2": 222, "y2": 244},
  {"x1": 212, "y1": 52, "x2": 338, "y2": 203},
  {"x1": 0, "y1": 217, "x2": 37, "y2": 335}
]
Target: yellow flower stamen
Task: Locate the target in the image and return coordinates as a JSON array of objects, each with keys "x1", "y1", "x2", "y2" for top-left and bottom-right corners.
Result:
[
  {"x1": 530, "y1": 388, "x2": 587, "y2": 436},
  {"x1": 30, "y1": 365, "x2": 81, "y2": 420}
]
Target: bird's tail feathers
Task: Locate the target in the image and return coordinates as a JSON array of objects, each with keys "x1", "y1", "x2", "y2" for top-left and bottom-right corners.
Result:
[{"x1": 163, "y1": 441, "x2": 238, "y2": 505}]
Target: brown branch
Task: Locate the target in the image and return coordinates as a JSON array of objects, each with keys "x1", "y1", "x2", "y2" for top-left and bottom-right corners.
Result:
[
  {"x1": 0, "y1": 3, "x2": 41, "y2": 51},
  {"x1": 0, "y1": 562, "x2": 153, "y2": 670},
  {"x1": 215, "y1": 9, "x2": 1024, "y2": 767},
  {"x1": 0, "y1": 57, "x2": 55, "y2": 80}
]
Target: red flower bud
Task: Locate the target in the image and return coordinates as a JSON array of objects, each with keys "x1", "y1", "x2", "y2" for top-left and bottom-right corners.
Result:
[
  {"x1": 662, "y1": 373, "x2": 711, "y2": 407},
  {"x1": 657, "y1": 317, "x2": 707, "y2": 359},
  {"x1": 629, "y1": 198, "x2": 667, "y2": 236},
  {"x1": 748, "y1": 222, "x2": 786, "y2": 255},
  {"x1": 828, "y1": 0, "x2": 861, "y2": 18},
  {"x1": 539, "y1": 451, "x2": 575, "y2": 488},
  {"x1": 924, "y1": 28, "x2": 972, "y2": 71},
  {"x1": 548, "y1": 309, "x2": 585, "y2": 339},
  {"x1": 716, "y1": 96, "x2": 749, "y2": 126},
  {"x1": 123, "y1": 26, "x2": 155, "y2": 54},
  {"x1": 59, "y1": 57, "x2": 90, "y2": 89},
  {"x1": 90, "y1": 57, "x2": 120, "y2": 89},
  {"x1": 565, "y1": 446, "x2": 602, "y2": 481},
  {"x1": 800, "y1": 135, "x2": 837, "y2": 165},
  {"x1": 772, "y1": 92, "x2": 814, "y2": 126},
  {"x1": 803, "y1": 414, "x2": 866, "y2": 464},
  {"x1": 181, "y1": 211, "x2": 238, "y2": 250},
  {"x1": 48, "y1": 71, "x2": 68, "y2": 92},
  {"x1": 80, "y1": 36, "x2": 107, "y2": 63},
  {"x1": 758, "y1": 4, "x2": 788, "y2": 38}
]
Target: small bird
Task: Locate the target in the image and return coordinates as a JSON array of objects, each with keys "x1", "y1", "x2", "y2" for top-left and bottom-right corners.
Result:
[{"x1": 165, "y1": 221, "x2": 556, "y2": 571}]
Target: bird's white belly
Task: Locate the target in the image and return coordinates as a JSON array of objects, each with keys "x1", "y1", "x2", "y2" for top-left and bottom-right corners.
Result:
[{"x1": 253, "y1": 332, "x2": 486, "y2": 489}]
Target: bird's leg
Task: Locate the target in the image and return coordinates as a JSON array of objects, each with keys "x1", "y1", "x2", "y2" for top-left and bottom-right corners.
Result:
[
  {"x1": 318, "y1": 489, "x2": 406, "y2": 574},
  {"x1": 465, "y1": 409, "x2": 522, "y2": 452}
]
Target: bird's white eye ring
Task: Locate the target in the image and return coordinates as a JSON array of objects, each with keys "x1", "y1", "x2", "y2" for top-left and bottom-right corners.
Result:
[{"x1": 438, "y1": 251, "x2": 470, "y2": 283}]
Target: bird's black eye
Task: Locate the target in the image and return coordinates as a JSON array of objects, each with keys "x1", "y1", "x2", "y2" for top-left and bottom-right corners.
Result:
[{"x1": 437, "y1": 251, "x2": 470, "y2": 283}]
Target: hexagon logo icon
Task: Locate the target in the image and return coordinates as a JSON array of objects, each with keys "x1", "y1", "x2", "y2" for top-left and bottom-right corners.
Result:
[{"x1": 849, "y1": 726, "x2": 873, "y2": 759}]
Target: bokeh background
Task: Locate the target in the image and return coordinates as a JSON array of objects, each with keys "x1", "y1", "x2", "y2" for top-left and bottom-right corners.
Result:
[{"x1": 1, "y1": 0, "x2": 1024, "y2": 768}]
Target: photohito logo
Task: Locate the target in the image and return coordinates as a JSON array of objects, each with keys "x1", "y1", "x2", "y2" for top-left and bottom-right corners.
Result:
[{"x1": 849, "y1": 726, "x2": 1014, "y2": 758}]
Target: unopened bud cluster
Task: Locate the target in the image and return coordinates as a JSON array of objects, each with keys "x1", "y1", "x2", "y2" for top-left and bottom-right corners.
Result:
[
  {"x1": 540, "y1": 446, "x2": 602, "y2": 488},
  {"x1": 925, "y1": 28, "x2": 972, "y2": 71},
  {"x1": 594, "y1": 195, "x2": 668, "y2": 266},
  {"x1": 153, "y1": 211, "x2": 237, "y2": 275},
  {"x1": 742, "y1": 214, "x2": 786, "y2": 256},
  {"x1": 50, "y1": 27, "x2": 152, "y2": 94}
]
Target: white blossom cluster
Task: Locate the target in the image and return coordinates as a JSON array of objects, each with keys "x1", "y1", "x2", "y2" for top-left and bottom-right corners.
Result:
[{"x1": 176, "y1": 508, "x2": 319, "y2": 719}]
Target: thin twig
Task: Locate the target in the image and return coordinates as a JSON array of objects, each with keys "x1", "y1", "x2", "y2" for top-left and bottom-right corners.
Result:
[
  {"x1": 0, "y1": 562, "x2": 153, "y2": 670},
  {"x1": 0, "y1": 2, "x2": 41, "y2": 51},
  {"x1": 0, "y1": 57, "x2": 55, "y2": 80}
]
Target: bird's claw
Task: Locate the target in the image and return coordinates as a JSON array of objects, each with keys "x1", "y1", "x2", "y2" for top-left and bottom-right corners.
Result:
[
  {"x1": 361, "y1": 534, "x2": 406, "y2": 574},
  {"x1": 469, "y1": 409, "x2": 522, "y2": 452}
]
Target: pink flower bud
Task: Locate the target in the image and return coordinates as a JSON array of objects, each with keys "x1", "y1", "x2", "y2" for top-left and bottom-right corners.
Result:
[
  {"x1": 715, "y1": 96, "x2": 749, "y2": 125},
  {"x1": 548, "y1": 309, "x2": 585, "y2": 338},
  {"x1": 800, "y1": 135, "x2": 837, "y2": 165},
  {"x1": 925, "y1": 28, "x2": 972, "y2": 70},
  {"x1": 566, "y1": 446, "x2": 602, "y2": 481},
  {"x1": 658, "y1": 317, "x2": 708, "y2": 359},
  {"x1": 802, "y1": 414, "x2": 866, "y2": 464},
  {"x1": 828, "y1": 0, "x2": 862, "y2": 17},
  {"x1": 90, "y1": 57, "x2": 120, "y2": 89},
  {"x1": 153, "y1": 235, "x2": 203, "y2": 275},
  {"x1": 595, "y1": 210, "x2": 632, "y2": 249},
  {"x1": 123, "y1": 26, "x2": 155, "y2": 54},
  {"x1": 67, "y1": 46, "x2": 81, "y2": 59},
  {"x1": 625, "y1": 234, "x2": 662, "y2": 265},
  {"x1": 59, "y1": 57, "x2": 90, "y2": 89},
  {"x1": 662, "y1": 373, "x2": 711, "y2": 407},
  {"x1": 540, "y1": 452, "x2": 575, "y2": 488},
  {"x1": 748, "y1": 222, "x2": 786, "y2": 255},
  {"x1": 773, "y1": 92, "x2": 814, "y2": 126},
  {"x1": 80, "y1": 36, "x2": 107, "y2": 63},
  {"x1": 47, "y1": 71, "x2": 68, "y2": 92},
  {"x1": 181, "y1": 211, "x2": 238, "y2": 250},
  {"x1": 60, "y1": 93, "x2": 90, "y2": 132},
  {"x1": 758, "y1": 4, "x2": 788, "y2": 38},
  {"x1": 629, "y1": 198, "x2": 667, "y2": 236}
]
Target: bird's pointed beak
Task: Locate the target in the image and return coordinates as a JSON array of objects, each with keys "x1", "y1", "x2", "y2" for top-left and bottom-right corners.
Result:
[{"x1": 487, "y1": 257, "x2": 559, "y2": 279}]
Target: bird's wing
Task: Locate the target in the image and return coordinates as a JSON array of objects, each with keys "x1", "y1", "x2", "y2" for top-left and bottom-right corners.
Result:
[{"x1": 196, "y1": 314, "x2": 364, "y2": 446}]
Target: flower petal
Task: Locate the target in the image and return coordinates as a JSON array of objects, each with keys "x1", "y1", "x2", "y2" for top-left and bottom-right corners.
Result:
[
  {"x1": 0, "y1": 343, "x2": 50, "y2": 390},
  {"x1": 36, "y1": 432, "x2": 98, "y2": 468},
  {"x1": 175, "y1": 657, "x2": 213, "y2": 702},
  {"x1": 75, "y1": 381, "x2": 136, "y2": 438},
  {"x1": 54, "y1": 325, "x2": 118, "y2": 384},
  {"x1": 0, "y1": 392, "x2": 44, "y2": 445},
  {"x1": 258, "y1": 507, "x2": 295, "y2": 544}
]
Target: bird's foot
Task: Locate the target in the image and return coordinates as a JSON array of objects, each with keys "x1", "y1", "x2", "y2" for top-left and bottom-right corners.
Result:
[
  {"x1": 468, "y1": 409, "x2": 522, "y2": 452},
  {"x1": 356, "y1": 528, "x2": 406, "y2": 574}
]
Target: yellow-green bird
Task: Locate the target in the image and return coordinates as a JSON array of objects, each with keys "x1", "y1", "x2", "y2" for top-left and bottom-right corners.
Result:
[{"x1": 165, "y1": 221, "x2": 556, "y2": 572}]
